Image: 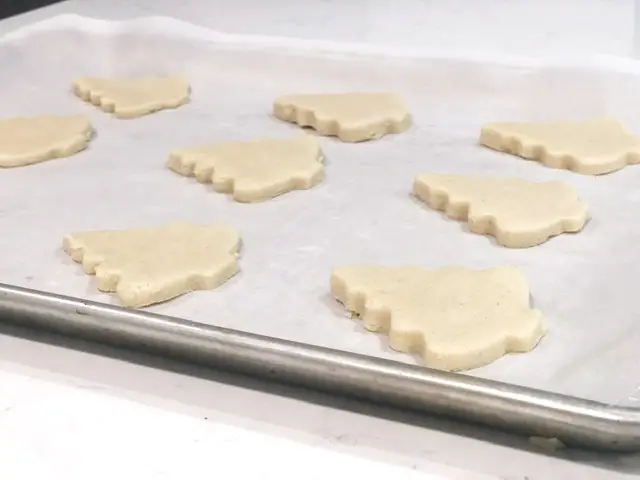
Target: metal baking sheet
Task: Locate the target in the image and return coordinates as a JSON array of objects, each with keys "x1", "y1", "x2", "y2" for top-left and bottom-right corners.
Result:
[{"x1": 2, "y1": 15, "x2": 640, "y2": 415}]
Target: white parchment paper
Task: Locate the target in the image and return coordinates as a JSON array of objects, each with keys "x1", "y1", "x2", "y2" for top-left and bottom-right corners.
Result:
[{"x1": 1, "y1": 15, "x2": 640, "y2": 406}]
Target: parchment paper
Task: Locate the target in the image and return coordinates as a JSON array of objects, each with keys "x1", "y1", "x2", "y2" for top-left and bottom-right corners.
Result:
[{"x1": 1, "y1": 15, "x2": 640, "y2": 406}]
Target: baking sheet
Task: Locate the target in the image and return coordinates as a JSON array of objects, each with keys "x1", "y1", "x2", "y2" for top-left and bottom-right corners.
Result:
[{"x1": 1, "y1": 15, "x2": 640, "y2": 407}]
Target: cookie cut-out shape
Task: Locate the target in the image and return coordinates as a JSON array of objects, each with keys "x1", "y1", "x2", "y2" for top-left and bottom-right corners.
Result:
[
  {"x1": 0, "y1": 115, "x2": 93, "y2": 168},
  {"x1": 273, "y1": 93, "x2": 412, "y2": 142},
  {"x1": 480, "y1": 118, "x2": 640, "y2": 175},
  {"x1": 413, "y1": 174, "x2": 587, "y2": 248},
  {"x1": 63, "y1": 222, "x2": 240, "y2": 308},
  {"x1": 331, "y1": 265, "x2": 546, "y2": 371},
  {"x1": 73, "y1": 76, "x2": 190, "y2": 118},
  {"x1": 168, "y1": 135, "x2": 324, "y2": 203}
]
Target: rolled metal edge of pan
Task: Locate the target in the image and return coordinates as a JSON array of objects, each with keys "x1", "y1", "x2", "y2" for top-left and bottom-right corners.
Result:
[{"x1": 0, "y1": 282, "x2": 639, "y2": 452}]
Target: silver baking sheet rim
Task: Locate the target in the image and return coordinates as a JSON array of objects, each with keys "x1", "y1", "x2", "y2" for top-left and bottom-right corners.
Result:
[{"x1": 2, "y1": 14, "x2": 640, "y2": 450}]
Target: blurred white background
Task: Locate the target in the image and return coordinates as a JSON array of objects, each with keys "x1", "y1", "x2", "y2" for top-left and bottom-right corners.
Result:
[{"x1": 3, "y1": 0, "x2": 637, "y2": 59}]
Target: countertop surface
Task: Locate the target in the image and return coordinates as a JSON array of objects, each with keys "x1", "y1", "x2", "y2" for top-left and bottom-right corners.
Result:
[{"x1": 2, "y1": 1, "x2": 640, "y2": 479}]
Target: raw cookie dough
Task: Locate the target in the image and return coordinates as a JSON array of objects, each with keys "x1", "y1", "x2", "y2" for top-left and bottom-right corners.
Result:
[
  {"x1": 331, "y1": 265, "x2": 546, "y2": 371},
  {"x1": 0, "y1": 115, "x2": 93, "y2": 168},
  {"x1": 73, "y1": 76, "x2": 190, "y2": 118},
  {"x1": 413, "y1": 174, "x2": 587, "y2": 248},
  {"x1": 273, "y1": 93, "x2": 412, "y2": 142},
  {"x1": 480, "y1": 118, "x2": 640, "y2": 175},
  {"x1": 63, "y1": 222, "x2": 240, "y2": 308},
  {"x1": 168, "y1": 135, "x2": 324, "y2": 202}
]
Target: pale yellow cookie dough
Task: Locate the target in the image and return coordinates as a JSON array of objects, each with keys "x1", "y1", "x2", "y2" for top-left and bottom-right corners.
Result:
[
  {"x1": 0, "y1": 115, "x2": 93, "y2": 168},
  {"x1": 63, "y1": 222, "x2": 240, "y2": 308},
  {"x1": 480, "y1": 118, "x2": 640, "y2": 175},
  {"x1": 168, "y1": 135, "x2": 324, "y2": 203},
  {"x1": 331, "y1": 265, "x2": 546, "y2": 371},
  {"x1": 73, "y1": 76, "x2": 190, "y2": 118},
  {"x1": 413, "y1": 174, "x2": 587, "y2": 248},
  {"x1": 273, "y1": 92, "x2": 412, "y2": 142}
]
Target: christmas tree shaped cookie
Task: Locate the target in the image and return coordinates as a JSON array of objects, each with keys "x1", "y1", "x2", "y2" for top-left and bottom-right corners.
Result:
[
  {"x1": 63, "y1": 222, "x2": 241, "y2": 308},
  {"x1": 168, "y1": 135, "x2": 324, "y2": 202},
  {"x1": 0, "y1": 115, "x2": 93, "y2": 167},
  {"x1": 273, "y1": 92, "x2": 412, "y2": 142},
  {"x1": 480, "y1": 118, "x2": 640, "y2": 175},
  {"x1": 413, "y1": 173, "x2": 587, "y2": 248},
  {"x1": 331, "y1": 265, "x2": 546, "y2": 371},
  {"x1": 73, "y1": 76, "x2": 190, "y2": 118}
]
